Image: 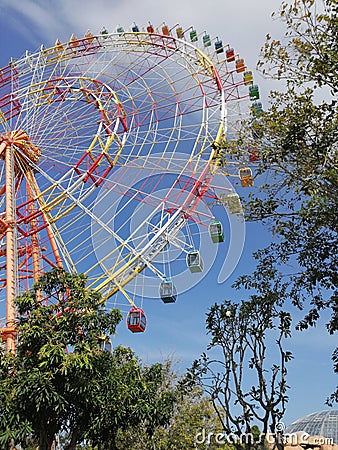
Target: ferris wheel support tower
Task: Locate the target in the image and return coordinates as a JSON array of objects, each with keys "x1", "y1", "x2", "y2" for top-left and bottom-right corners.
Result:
[
  {"x1": 0, "y1": 130, "x2": 57, "y2": 353},
  {"x1": 0, "y1": 140, "x2": 17, "y2": 353}
]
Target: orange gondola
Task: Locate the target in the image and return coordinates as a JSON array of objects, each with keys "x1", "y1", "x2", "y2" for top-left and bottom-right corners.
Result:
[
  {"x1": 235, "y1": 58, "x2": 245, "y2": 73},
  {"x1": 239, "y1": 167, "x2": 253, "y2": 187}
]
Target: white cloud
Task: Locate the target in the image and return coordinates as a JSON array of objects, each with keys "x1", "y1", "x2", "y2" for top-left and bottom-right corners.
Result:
[
  {"x1": 2, "y1": 0, "x2": 284, "y2": 68},
  {"x1": 0, "y1": 0, "x2": 285, "y2": 102}
]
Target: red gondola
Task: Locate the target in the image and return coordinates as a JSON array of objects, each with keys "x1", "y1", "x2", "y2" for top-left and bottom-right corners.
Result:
[
  {"x1": 226, "y1": 47, "x2": 235, "y2": 62},
  {"x1": 147, "y1": 22, "x2": 154, "y2": 33},
  {"x1": 126, "y1": 307, "x2": 147, "y2": 333}
]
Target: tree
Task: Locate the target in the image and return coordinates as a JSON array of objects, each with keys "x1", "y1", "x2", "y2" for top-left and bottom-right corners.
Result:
[
  {"x1": 0, "y1": 269, "x2": 177, "y2": 450},
  {"x1": 231, "y1": 0, "x2": 337, "y2": 401},
  {"x1": 115, "y1": 360, "x2": 225, "y2": 450},
  {"x1": 185, "y1": 297, "x2": 292, "y2": 450},
  {"x1": 0, "y1": 349, "x2": 33, "y2": 447},
  {"x1": 85, "y1": 348, "x2": 178, "y2": 449}
]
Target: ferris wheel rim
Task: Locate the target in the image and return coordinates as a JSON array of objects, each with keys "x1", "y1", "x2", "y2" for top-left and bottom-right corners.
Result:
[{"x1": 0, "y1": 23, "x2": 253, "y2": 319}]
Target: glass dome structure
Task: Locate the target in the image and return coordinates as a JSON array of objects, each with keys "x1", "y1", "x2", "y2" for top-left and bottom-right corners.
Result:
[{"x1": 285, "y1": 410, "x2": 338, "y2": 444}]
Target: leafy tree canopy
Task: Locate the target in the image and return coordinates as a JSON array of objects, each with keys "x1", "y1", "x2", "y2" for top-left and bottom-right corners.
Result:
[
  {"x1": 231, "y1": 0, "x2": 337, "y2": 401},
  {"x1": 0, "y1": 269, "x2": 178, "y2": 450},
  {"x1": 114, "y1": 355, "x2": 232, "y2": 450}
]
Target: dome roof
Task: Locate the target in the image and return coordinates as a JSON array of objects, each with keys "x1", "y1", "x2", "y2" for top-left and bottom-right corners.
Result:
[{"x1": 285, "y1": 410, "x2": 338, "y2": 444}]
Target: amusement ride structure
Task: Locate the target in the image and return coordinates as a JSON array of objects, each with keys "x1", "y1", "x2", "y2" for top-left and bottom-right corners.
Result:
[{"x1": 0, "y1": 22, "x2": 261, "y2": 351}]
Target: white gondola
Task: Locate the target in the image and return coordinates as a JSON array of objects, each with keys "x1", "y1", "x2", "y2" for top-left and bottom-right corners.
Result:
[
  {"x1": 160, "y1": 280, "x2": 177, "y2": 303},
  {"x1": 187, "y1": 251, "x2": 203, "y2": 273},
  {"x1": 224, "y1": 193, "x2": 242, "y2": 215},
  {"x1": 98, "y1": 335, "x2": 112, "y2": 353}
]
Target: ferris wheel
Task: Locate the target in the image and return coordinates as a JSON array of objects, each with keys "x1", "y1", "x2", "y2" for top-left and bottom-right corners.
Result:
[{"x1": 0, "y1": 22, "x2": 260, "y2": 349}]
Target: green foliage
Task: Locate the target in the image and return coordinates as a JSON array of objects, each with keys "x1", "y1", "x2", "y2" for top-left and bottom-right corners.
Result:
[
  {"x1": 0, "y1": 269, "x2": 177, "y2": 450},
  {"x1": 259, "y1": 0, "x2": 338, "y2": 92},
  {"x1": 0, "y1": 350, "x2": 33, "y2": 448},
  {"x1": 85, "y1": 348, "x2": 178, "y2": 448},
  {"x1": 232, "y1": 0, "x2": 337, "y2": 402},
  {"x1": 116, "y1": 366, "x2": 225, "y2": 450}
]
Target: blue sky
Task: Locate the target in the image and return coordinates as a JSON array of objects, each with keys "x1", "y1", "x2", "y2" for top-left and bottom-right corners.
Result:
[{"x1": 0, "y1": 0, "x2": 336, "y2": 428}]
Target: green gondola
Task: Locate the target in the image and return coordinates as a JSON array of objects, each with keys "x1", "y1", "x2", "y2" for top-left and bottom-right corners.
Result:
[
  {"x1": 209, "y1": 221, "x2": 224, "y2": 243},
  {"x1": 249, "y1": 84, "x2": 260, "y2": 100},
  {"x1": 190, "y1": 29, "x2": 198, "y2": 42}
]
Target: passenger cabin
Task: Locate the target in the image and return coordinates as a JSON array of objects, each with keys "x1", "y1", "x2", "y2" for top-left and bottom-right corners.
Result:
[
  {"x1": 162, "y1": 24, "x2": 170, "y2": 36},
  {"x1": 126, "y1": 307, "x2": 147, "y2": 333},
  {"x1": 252, "y1": 101, "x2": 263, "y2": 117},
  {"x1": 190, "y1": 29, "x2": 198, "y2": 42},
  {"x1": 203, "y1": 34, "x2": 211, "y2": 47},
  {"x1": 84, "y1": 31, "x2": 94, "y2": 43},
  {"x1": 249, "y1": 85, "x2": 260, "y2": 100},
  {"x1": 187, "y1": 251, "x2": 203, "y2": 272},
  {"x1": 100, "y1": 27, "x2": 109, "y2": 37},
  {"x1": 235, "y1": 58, "x2": 245, "y2": 73},
  {"x1": 160, "y1": 280, "x2": 177, "y2": 304},
  {"x1": 176, "y1": 27, "x2": 184, "y2": 38},
  {"x1": 225, "y1": 193, "x2": 242, "y2": 215},
  {"x1": 226, "y1": 47, "x2": 235, "y2": 62},
  {"x1": 98, "y1": 335, "x2": 112, "y2": 353},
  {"x1": 243, "y1": 71, "x2": 253, "y2": 86},
  {"x1": 239, "y1": 167, "x2": 253, "y2": 187},
  {"x1": 209, "y1": 221, "x2": 224, "y2": 243},
  {"x1": 69, "y1": 34, "x2": 79, "y2": 48},
  {"x1": 215, "y1": 39, "x2": 224, "y2": 54}
]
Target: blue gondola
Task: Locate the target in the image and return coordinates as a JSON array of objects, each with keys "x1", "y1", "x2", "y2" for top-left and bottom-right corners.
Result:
[
  {"x1": 252, "y1": 101, "x2": 263, "y2": 117},
  {"x1": 187, "y1": 251, "x2": 203, "y2": 273},
  {"x1": 209, "y1": 221, "x2": 224, "y2": 243},
  {"x1": 160, "y1": 280, "x2": 177, "y2": 303},
  {"x1": 215, "y1": 39, "x2": 224, "y2": 54}
]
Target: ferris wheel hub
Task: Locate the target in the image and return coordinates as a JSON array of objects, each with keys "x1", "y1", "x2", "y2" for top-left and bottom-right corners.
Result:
[{"x1": 0, "y1": 130, "x2": 41, "y2": 165}]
